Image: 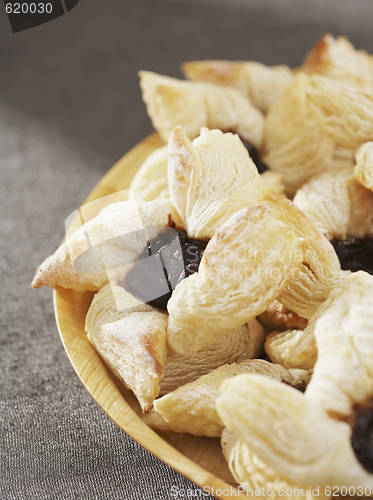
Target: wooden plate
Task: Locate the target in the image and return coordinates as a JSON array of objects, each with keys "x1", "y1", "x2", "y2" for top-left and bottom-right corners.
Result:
[{"x1": 53, "y1": 132, "x2": 247, "y2": 499}]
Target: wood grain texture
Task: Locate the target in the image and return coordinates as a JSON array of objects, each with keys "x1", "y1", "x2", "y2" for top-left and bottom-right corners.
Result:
[{"x1": 54, "y1": 133, "x2": 245, "y2": 499}]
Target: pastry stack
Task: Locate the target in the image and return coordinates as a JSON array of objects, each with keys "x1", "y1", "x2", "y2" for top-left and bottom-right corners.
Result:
[{"x1": 33, "y1": 34, "x2": 373, "y2": 498}]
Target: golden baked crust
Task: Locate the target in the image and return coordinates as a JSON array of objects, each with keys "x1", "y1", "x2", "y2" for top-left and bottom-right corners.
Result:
[
  {"x1": 301, "y1": 34, "x2": 373, "y2": 96},
  {"x1": 144, "y1": 359, "x2": 310, "y2": 437},
  {"x1": 130, "y1": 133, "x2": 281, "y2": 209},
  {"x1": 263, "y1": 72, "x2": 335, "y2": 195},
  {"x1": 217, "y1": 372, "x2": 373, "y2": 489},
  {"x1": 265, "y1": 277, "x2": 347, "y2": 370},
  {"x1": 307, "y1": 75, "x2": 373, "y2": 149},
  {"x1": 181, "y1": 60, "x2": 293, "y2": 113},
  {"x1": 355, "y1": 141, "x2": 373, "y2": 192},
  {"x1": 86, "y1": 284, "x2": 269, "y2": 410},
  {"x1": 167, "y1": 195, "x2": 346, "y2": 356},
  {"x1": 160, "y1": 318, "x2": 266, "y2": 395},
  {"x1": 260, "y1": 300, "x2": 308, "y2": 331},
  {"x1": 266, "y1": 196, "x2": 346, "y2": 319},
  {"x1": 266, "y1": 271, "x2": 373, "y2": 373},
  {"x1": 130, "y1": 146, "x2": 169, "y2": 201},
  {"x1": 139, "y1": 70, "x2": 264, "y2": 147},
  {"x1": 293, "y1": 163, "x2": 373, "y2": 240},
  {"x1": 263, "y1": 73, "x2": 373, "y2": 194},
  {"x1": 305, "y1": 271, "x2": 373, "y2": 416},
  {"x1": 252, "y1": 273, "x2": 373, "y2": 486},
  {"x1": 85, "y1": 284, "x2": 168, "y2": 412},
  {"x1": 221, "y1": 429, "x2": 326, "y2": 500},
  {"x1": 31, "y1": 199, "x2": 181, "y2": 291},
  {"x1": 265, "y1": 327, "x2": 318, "y2": 371},
  {"x1": 168, "y1": 126, "x2": 261, "y2": 239},
  {"x1": 167, "y1": 197, "x2": 308, "y2": 356}
]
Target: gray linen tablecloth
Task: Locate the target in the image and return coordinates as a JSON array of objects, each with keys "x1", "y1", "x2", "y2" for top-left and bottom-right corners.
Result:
[{"x1": 1, "y1": 0, "x2": 373, "y2": 498}]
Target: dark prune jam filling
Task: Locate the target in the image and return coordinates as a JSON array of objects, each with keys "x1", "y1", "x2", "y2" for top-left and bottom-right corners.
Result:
[
  {"x1": 351, "y1": 399, "x2": 373, "y2": 473},
  {"x1": 123, "y1": 227, "x2": 208, "y2": 310},
  {"x1": 240, "y1": 139, "x2": 269, "y2": 174},
  {"x1": 331, "y1": 237, "x2": 373, "y2": 275}
]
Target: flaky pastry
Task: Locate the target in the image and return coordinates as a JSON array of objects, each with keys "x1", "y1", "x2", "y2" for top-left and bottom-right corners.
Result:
[
  {"x1": 32, "y1": 199, "x2": 181, "y2": 291},
  {"x1": 181, "y1": 60, "x2": 293, "y2": 113},
  {"x1": 307, "y1": 75, "x2": 373, "y2": 150},
  {"x1": 265, "y1": 196, "x2": 346, "y2": 319},
  {"x1": 305, "y1": 271, "x2": 373, "y2": 416},
  {"x1": 263, "y1": 73, "x2": 335, "y2": 194},
  {"x1": 259, "y1": 300, "x2": 308, "y2": 331},
  {"x1": 217, "y1": 373, "x2": 373, "y2": 489},
  {"x1": 139, "y1": 70, "x2": 264, "y2": 147},
  {"x1": 130, "y1": 146, "x2": 169, "y2": 201},
  {"x1": 266, "y1": 271, "x2": 373, "y2": 371},
  {"x1": 221, "y1": 429, "x2": 325, "y2": 500},
  {"x1": 301, "y1": 34, "x2": 373, "y2": 96},
  {"x1": 355, "y1": 141, "x2": 373, "y2": 192},
  {"x1": 259, "y1": 170, "x2": 286, "y2": 199},
  {"x1": 167, "y1": 195, "x2": 346, "y2": 356},
  {"x1": 265, "y1": 276, "x2": 348, "y2": 370},
  {"x1": 167, "y1": 197, "x2": 308, "y2": 356},
  {"x1": 160, "y1": 318, "x2": 265, "y2": 395},
  {"x1": 263, "y1": 73, "x2": 373, "y2": 194},
  {"x1": 86, "y1": 284, "x2": 168, "y2": 412},
  {"x1": 265, "y1": 324, "x2": 318, "y2": 371},
  {"x1": 168, "y1": 126, "x2": 261, "y2": 239},
  {"x1": 129, "y1": 129, "x2": 282, "y2": 215},
  {"x1": 86, "y1": 283, "x2": 267, "y2": 410},
  {"x1": 145, "y1": 359, "x2": 310, "y2": 437},
  {"x1": 293, "y1": 164, "x2": 373, "y2": 241},
  {"x1": 223, "y1": 273, "x2": 373, "y2": 487}
]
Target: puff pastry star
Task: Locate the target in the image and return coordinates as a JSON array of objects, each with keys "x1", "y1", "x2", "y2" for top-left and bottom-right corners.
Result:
[{"x1": 219, "y1": 272, "x2": 373, "y2": 488}]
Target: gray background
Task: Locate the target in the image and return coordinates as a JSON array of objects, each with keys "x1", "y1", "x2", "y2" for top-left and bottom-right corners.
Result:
[{"x1": 1, "y1": 0, "x2": 373, "y2": 498}]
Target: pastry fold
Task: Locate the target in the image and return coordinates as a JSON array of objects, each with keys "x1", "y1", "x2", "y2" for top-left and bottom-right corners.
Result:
[
  {"x1": 86, "y1": 284, "x2": 267, "y2": 411},
  {"x1": 86, "y1": 284, "x2": 168, "y2": 412},
  {"x1": 301, "y1": 34, "x2": 373, "y2": 96},
  {"x1": 32, "y1": 199, "x2": 181, "y2": 291},
  {"x1": 167, "y1": 195, "x2": 344, "y2": 356},
  {"x1": 263, "y1": 73, "x2": 373, "y2": 194},
  {"x1": 266, "y1": 196, "x2": 345, "y2": 319},
  {"x1": 167, "y1": 197, "x2": 308, "y2": 356},
  {"x1": 293, "y1": 163, "x2": 373, "y2": 240},
  {"x1": 355, "y1": 141, "x2": 373, "y2": 192},
  {"x1": 139, "y1": 70, "x2": 264, "y2": 147},
  {"x1": 182, "y1": 60, "x2": 293, "y2": 113},
  {"x1": 305, "y1": 271, "x2": 373, "y2": 415},
  {"x1": 259, "y1": 300, "x2": 308, "y2": 331},
  {"x1": 266, "y1": 271, "x2": 372, "y2": 371},
  {"x1": 218, "y1": 272, "x2": 373, "y2": 487},
  {"x1": 168, "y1": 126, "x2": 261, "y2": 239},
  {"x1": 218, "y1": 375, "x2": 372, "y2": 488},
  {"x1": 221, "y1": 429, "x2": 326, "y2": 500},
  {"x1": 160, "y1": 318, "x2": 265, "y2": 395},
  {"x1": 265, "y1": 275, "x2": 349, "y2": 370},
  {"x1": 145, "y1": 359, "x2": 310, "y2": 437}
]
